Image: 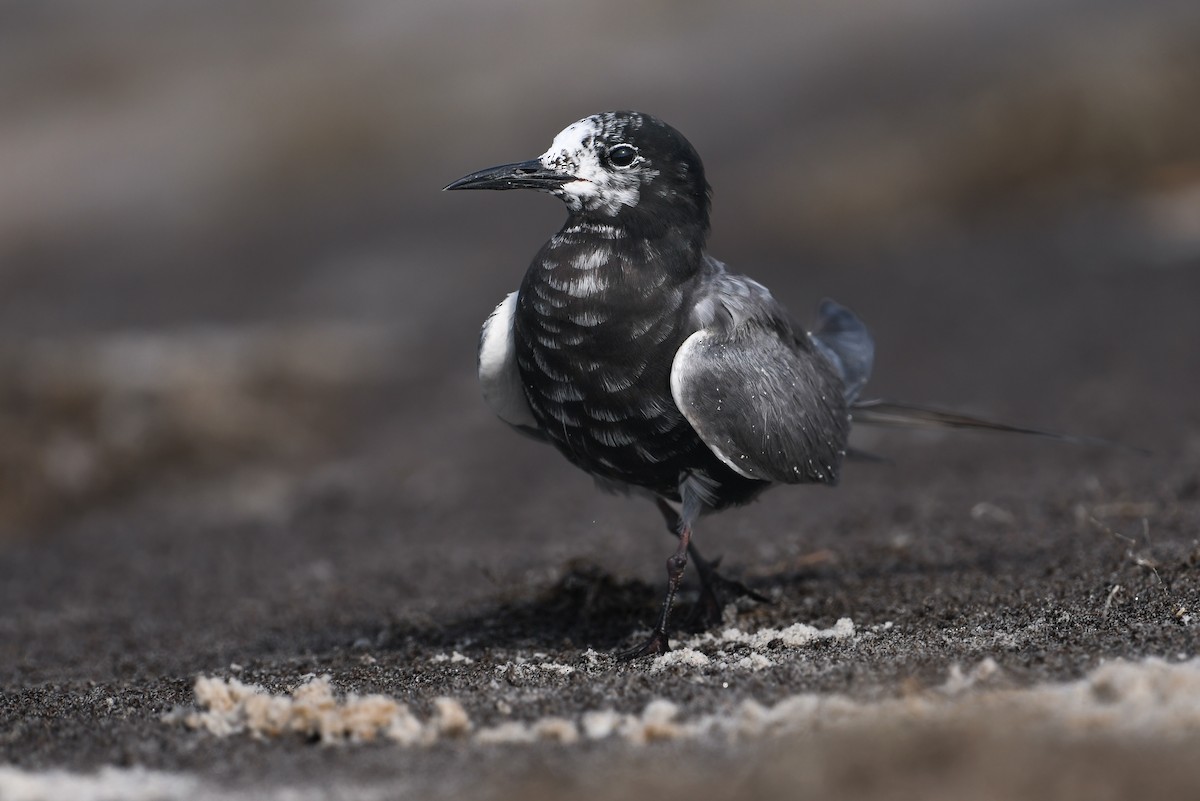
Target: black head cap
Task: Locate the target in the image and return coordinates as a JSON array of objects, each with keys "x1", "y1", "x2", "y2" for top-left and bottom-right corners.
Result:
[{"x1": 448, "y1": 111, "x2": 712, "y2": 240}]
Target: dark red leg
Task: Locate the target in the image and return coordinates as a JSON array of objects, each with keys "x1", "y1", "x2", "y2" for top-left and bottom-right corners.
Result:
[
  {"x1": 620, "y1": 480, "x2": 773, "y2": 660},
  {"x1": 618, "y1": 520, "x2": 692, "y2": 659},
  {"x1": 653, "y1": 498, "x2": 768, "y2": 628}
]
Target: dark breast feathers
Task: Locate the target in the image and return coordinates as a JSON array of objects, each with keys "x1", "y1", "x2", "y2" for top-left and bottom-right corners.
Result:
[{"x1": 513, "y1": 235, "x2": 846, "y2": 506}]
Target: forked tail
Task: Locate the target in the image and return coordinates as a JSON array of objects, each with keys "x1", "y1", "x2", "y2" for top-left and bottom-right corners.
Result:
[
  {"x1": 810, "y1": 299, "x2": 1142, "y2": 454},
  {"x1": 850, "y1": 399, "x2": 1146, "y2": 453}
]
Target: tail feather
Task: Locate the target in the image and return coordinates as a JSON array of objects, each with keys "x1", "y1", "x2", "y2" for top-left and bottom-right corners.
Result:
[
  {"x1": 851, "y1": 399, "x2": 1146, "y2": 454},
  {"x1": 810, "y1": 299, "x2": 874, "y2": 405}
]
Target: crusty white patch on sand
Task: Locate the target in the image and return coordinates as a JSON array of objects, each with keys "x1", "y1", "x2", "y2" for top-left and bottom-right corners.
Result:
[
  {"x1": 649, "y1": 648, "x2": 711, "y2": 672},
  {"x1": 595, "y1": 657, "x2": 1200, "y2": 743},
  {"x1": 176, "y1": 658, "x2": 1200, "y2": 749},
  {"x1": 698, "y1": 617, "x2": 857, "y2": 649},
  {"x1": 651, "y1": 617, "x2": 857, "y2": 672},
  {"x1": 475, "y1": 717, "x2": 579, "y2": 745},
  {"x1": 175, "y1": 675, "x2": 464, "y2": 746},
  {"x1": 939, "y1": 657, "x2": 1002, "y2": 695}
]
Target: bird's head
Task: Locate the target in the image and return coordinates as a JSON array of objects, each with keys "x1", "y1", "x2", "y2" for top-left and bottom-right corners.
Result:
[{"x1": 446, "y1": 111, "x2": 711, "y2": 238}]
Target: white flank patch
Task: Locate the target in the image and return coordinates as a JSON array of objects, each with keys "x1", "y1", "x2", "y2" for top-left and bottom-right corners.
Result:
[{"x1": 478, "y1": 292, "x2": 538, "y2": 429}]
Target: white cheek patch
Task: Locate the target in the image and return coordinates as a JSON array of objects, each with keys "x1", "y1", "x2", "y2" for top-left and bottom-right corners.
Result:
[{"x1": 538, "y1": 116, "x2": 654, "y2": 217}]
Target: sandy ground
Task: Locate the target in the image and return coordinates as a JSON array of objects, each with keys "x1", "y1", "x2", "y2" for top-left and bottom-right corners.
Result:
[{"x1": 2, "y1": 2, "x2": 1200, "y2": 799}]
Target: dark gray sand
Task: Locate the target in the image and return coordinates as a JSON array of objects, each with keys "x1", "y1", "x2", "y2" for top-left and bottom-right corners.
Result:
[{"x1": 2, "y1": 3, "x2": 1200, "y2": 799}]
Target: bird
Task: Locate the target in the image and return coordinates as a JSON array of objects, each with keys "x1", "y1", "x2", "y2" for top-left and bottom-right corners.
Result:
[{"x1": 445, "y1": 110, "x2": 1109, "y2": 658}]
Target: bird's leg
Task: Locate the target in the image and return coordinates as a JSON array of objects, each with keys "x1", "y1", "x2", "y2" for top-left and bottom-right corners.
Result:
[
  {"x1": 653, "y1": 497, "x2": 768, "y2": 628},
  {"x1": 619, "y1": 516, "x2": 691, "y2": 659},
  {"x1": 619, "y1": 481, "x2": 706, "y2": 659}
]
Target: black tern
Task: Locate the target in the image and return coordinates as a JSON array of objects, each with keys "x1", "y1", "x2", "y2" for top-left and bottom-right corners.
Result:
[{"x1": 446, "y1": 110, "x2": 1107, "y2": 658}]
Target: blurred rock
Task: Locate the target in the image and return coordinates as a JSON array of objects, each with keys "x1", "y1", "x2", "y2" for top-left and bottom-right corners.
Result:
[{"x1": 0, "y1": 323, "x2": 394, "y2": 536}]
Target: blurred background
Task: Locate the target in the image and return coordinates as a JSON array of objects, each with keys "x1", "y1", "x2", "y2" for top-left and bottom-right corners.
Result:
[{"x1": 2, "y1": 0, "x2": 1199, "y2": 668}]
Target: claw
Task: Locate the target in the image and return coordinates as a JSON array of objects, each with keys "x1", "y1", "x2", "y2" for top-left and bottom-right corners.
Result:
[
  {"x1": 688, "y1": 551, "x2": 771, "y2": 628},
  {"x1": 709, "y1": 573, "x2": 771, "y2": 605},
  {"x1": 617, "y1": 631, "x2": 671, "y2": 660}
]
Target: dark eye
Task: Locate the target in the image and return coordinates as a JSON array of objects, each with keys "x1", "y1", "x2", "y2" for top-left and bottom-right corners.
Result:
[{"x1": 606, "y1": 144, "x2": 638, "y2": 168}]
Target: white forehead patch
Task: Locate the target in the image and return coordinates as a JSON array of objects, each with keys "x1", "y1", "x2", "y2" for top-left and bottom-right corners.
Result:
[
  {"x1": 537, "y1": 115, "x2": 655, "y2": 217},
  {"x1": 542, "y1": 117, "x2": 603, "y2": 167}
]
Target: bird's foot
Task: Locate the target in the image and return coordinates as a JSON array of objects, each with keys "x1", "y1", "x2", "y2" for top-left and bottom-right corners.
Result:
[
  {"x1": 706, "y1": 571, "x2": 771, "y2": 605},
  {"x1": 690, "y1": 563, "x2": 771, "y2": 629},
  {"x1": 617, "y1": 630, "x2": 671, "y2": 661}
]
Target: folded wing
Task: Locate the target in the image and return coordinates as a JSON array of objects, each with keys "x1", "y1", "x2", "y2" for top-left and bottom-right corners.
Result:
[{"x1": 671, "y1": 276, "x2": 851, "y2": 485}]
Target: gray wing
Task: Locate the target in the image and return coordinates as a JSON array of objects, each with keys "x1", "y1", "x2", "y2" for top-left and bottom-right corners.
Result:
[
  {"x1": 670, "y1": 269, "x2": 851, "y2": 485},
  {"x1": 478, "y1": 291, "x2": 545, "y2": 439}
]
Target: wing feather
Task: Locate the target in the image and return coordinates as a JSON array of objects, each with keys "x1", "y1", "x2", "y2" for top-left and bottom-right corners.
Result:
[{"x1": 671, "y1": 281, "x2": 850, "y2": 485}]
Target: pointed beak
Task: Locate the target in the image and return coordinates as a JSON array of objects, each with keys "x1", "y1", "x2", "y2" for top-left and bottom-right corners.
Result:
[{"x1": 443, "y1": 159, "x2": 575, "y2": 192}]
